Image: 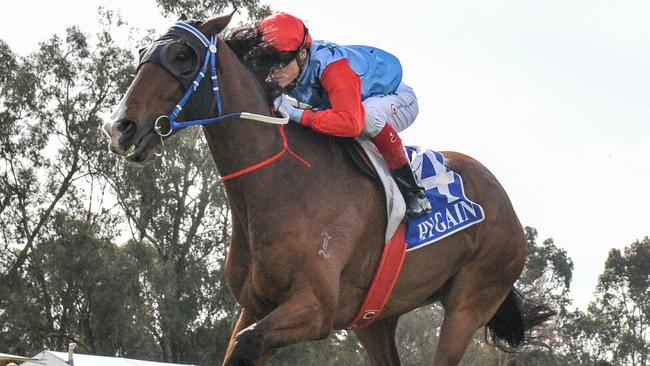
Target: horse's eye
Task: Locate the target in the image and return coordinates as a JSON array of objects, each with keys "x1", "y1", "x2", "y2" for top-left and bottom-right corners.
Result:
[{"x1": 175, "y1": 52, "x2": 190, "y2": 62}]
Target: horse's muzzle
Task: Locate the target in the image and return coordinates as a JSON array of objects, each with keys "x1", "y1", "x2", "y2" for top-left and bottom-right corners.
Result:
[{"x1": 103, "y1": 119, "x2": 140, "y2": 156}]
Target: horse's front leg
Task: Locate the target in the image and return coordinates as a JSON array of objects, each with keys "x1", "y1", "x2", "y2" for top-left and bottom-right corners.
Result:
[
  {"x1": 225, "y1": 273, "x2": 339, "y2": 366},
  {"x1": 221, "y1": 307, "x2": 279, "y2": 366},
  {"x1": 221, "y1": 308, "x2": 254, "y2": 365}
]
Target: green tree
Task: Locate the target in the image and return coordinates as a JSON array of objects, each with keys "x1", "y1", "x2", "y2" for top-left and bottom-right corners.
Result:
[
  {"x1": 269, "y1": 329, "x2": 365, "y2": 365},
  {"x1": 0, "y1": 210, "x2": 161, "y2": 357},
  {"x1": 2, "y1": 9, "x2": 240, "y2": 364},
  {"x1": 582, "y1": 238, "x2": 650, "y2": 365},
  {"x1": 153, "y1": 0, "x2": 270, "y2": 22},
  {"x1": 0, "y1": 13, "x2": 133, "y2": 285},
  {"x1": 554, "y1": 309, "x2": 610, "y2": 365},
  {"x1": 544, "y1": 237, "x2": 650, "y2": 366},
  {"x1": 396, "y1": 305, "x2": 442, "y2": 365},
  {"x1": 101, "y1": 130, "x2": 235, "y2": 365},
  {"x1": 521, "y1": 227, "x2": 574, "y2": 314},
  {"x1": 0, "y1": 10, "x2": 138, "y2": 357}
]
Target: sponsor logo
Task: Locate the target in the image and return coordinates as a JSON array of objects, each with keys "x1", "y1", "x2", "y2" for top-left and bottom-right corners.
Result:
[
  {"x1": 390, "y1": 100, "x2": 415, "y2": 115},
  {"x1": 416, "y1": 200, "x2": 480, "y2": 241}
]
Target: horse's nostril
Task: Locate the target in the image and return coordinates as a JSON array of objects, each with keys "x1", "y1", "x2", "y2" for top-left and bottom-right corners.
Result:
[{"x1": 115, "y1": 119, "x2": 136, "y2": 136}]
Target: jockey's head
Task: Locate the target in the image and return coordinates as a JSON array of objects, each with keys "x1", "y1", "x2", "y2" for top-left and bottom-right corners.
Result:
[
  {"x1": 258, "y1": 12, "x2": 312, "y2": 52},
  {"x1": 258, "y1": 12, "x2": 311, "y2": 88}
]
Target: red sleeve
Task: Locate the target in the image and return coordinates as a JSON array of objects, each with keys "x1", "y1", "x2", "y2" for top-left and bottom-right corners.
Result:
[{"x1": 299, "y1": 59, "x2": 365, "y2": 137}]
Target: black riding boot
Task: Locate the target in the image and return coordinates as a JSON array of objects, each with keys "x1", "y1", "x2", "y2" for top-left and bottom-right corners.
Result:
[{"x1": 391, "y1": 163, "x2": 432, "y2": 218}]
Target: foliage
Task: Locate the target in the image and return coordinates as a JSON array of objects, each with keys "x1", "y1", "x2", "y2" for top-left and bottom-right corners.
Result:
[
  {"x1": 270, "y1": 330, "x2": 365, "y2": 365},
  {"x1": 1, "y1": 9, "x2": 137, "y2": 356},
  {"x1": 0, "y1": 14, "x2": 133, "y2": 285},
  {"x1": 580, "y1": 238, "x2": 650, "y2": 365},
  {"x1": 153, "y1": 0, "x2": 270, "y2": 23},
  {"x1": 527, "y1": 237, "x2": 650, "y2": 366},
  {"x1": 0, "y1": 10, "x2": 235, "y2": 366},
  {"x1": 101, "y1": 130, "x2": 236, "y2": 364},
  {"x1": 394, "y1": 305, "x2": 442, "y2": 365},
  {"x1": 0, "y1": 214, "x2": 157, "y2": 356},
  {"x1": 521, "y1": 227, "x2": 574, "y2": 315}
]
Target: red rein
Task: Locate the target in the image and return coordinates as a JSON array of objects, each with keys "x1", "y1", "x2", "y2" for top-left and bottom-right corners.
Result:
[{"x1": 220, "y1": 125, "x2": 311, "y2": 182}]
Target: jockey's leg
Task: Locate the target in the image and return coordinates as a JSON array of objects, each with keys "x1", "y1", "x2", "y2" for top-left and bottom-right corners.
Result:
[
  {"x1": 363, "y1": 82, "x2": 431, "y2": 217},
  {"x1": 371, "y1": 124, "x2": 431, "y2": 217}
]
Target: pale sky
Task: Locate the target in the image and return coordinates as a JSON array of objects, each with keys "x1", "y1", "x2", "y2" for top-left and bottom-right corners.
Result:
[{"x1": 2, "y1": 1, "x2": 649, "y2": 310}]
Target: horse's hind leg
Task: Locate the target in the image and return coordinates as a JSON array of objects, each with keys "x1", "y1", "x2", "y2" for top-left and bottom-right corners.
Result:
[
  {"x1": 432, "y1": 267, "x2": 519, "y2": 366},
  {"x1": 354, "y1": 315, "x2": 401, "y2": 366}
]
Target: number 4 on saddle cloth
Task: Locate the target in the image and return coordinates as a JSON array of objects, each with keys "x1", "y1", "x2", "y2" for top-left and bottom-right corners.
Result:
[
  {"x1": 342, "y1": 139, "x2": 486, "y2": 328},
  {"x1": 404, "y1": 146, "x2": 485, "y2": 250}
]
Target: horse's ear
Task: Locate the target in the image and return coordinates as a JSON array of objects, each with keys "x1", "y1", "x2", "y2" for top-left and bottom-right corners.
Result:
[
  {"x1": 178, "y1": 13, "x2": 188, "y2": 21},
  {"x1": 202, "y1": 13, "x2": 234, "y2": 35}
]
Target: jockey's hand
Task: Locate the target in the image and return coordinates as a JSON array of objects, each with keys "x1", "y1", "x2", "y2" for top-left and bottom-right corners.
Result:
[{"x1": 273, "y1": 94, "x2": 304, "y2": 123}]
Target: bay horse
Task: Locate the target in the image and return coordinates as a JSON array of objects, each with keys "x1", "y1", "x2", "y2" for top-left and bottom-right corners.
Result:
[{"x1": 103, "y1": 14, "x2": 552, "y2": 366}]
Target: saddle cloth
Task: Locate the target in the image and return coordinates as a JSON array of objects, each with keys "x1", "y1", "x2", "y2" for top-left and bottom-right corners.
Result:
[{"x1": 355, "y1": 138, "x2": 485, "y2": 251}]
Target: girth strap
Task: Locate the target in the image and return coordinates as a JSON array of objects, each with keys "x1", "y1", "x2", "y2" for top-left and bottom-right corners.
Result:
[{"x1": 343, "y1": 223, "x2": 407, "y2": 329}]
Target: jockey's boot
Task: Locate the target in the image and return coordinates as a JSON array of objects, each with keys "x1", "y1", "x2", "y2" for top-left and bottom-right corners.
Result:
[
  {"x1": 390, "y1": 163, "x2": 432, "y2": 218},
  {"x1": 370, "y1": 123, "x2": 432, "y2": 218}
]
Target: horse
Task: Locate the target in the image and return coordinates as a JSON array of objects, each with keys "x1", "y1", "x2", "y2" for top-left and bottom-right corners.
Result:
[{"x1": 103, "y1": 14, "x2": 553, "y2": 366}]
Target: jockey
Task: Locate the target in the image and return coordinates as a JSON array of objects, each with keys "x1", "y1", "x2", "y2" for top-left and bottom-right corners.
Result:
[{"x1": 258, "y1": 12, "x2": 431, "y2": 217}]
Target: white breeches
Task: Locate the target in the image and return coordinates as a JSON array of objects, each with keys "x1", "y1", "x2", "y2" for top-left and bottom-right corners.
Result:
[{"x1": 361, "y1": 82, "x2": 419, "y2": 138}]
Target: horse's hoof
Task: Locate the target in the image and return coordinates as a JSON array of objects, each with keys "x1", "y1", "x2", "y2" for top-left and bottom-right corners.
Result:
[{"x1": 228, "y1": 328, "x2": 264, "y2": 366}]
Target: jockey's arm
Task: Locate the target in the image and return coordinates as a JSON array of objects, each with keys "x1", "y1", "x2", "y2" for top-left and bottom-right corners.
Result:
[{"x1": 299, "y1": 59, "x2": 365, "y2": 137}]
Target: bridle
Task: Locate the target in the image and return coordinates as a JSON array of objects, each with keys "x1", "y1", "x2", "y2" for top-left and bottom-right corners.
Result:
[
  {"x1": 136, "y1": 20, "x2": 310, "y2": 182},
  {"x1": 138, "y1": 21, "x2": 288, "y2": 138}
]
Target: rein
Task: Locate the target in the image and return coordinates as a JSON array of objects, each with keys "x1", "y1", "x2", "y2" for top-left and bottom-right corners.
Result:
[
  {"x1": 220, "y1": 124, "x2": 310, "y2": 182},
  {"x1": 144, "y1": 21, "x2": 309, "y2": 181}
]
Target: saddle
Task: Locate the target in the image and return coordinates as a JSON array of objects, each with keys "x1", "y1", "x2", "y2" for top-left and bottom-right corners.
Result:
[
  {"x1": 341, "y1": 138, "x2": 379, "y2": 180},
  {"x1": 343, "y1": 138, "x2": 485, "y2": 250}
]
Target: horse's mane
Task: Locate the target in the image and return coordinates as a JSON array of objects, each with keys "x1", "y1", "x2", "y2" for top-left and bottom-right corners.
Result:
[{"x1": 224, "y1": 26, "x2": 295, "y2": 101}]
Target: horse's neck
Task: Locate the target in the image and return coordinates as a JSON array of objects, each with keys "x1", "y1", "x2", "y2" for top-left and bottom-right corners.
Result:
[{"x1": 202, "y1": 41, "x2": 287, "y2": 198}]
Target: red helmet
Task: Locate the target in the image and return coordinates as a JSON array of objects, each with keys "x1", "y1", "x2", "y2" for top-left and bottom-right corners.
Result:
[{"x1": 258, "y1": 12, "x2": 312, "y2": 52}]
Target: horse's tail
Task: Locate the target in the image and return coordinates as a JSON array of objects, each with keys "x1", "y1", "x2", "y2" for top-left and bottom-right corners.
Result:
[{"x1": 485, "y1": 287, "x2": 556, "y2": 352}]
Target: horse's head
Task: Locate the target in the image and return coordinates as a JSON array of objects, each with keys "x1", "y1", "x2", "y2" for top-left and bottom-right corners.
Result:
[{"x1": 103, "y1": 15, "x2": 233, "y2": 163}]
